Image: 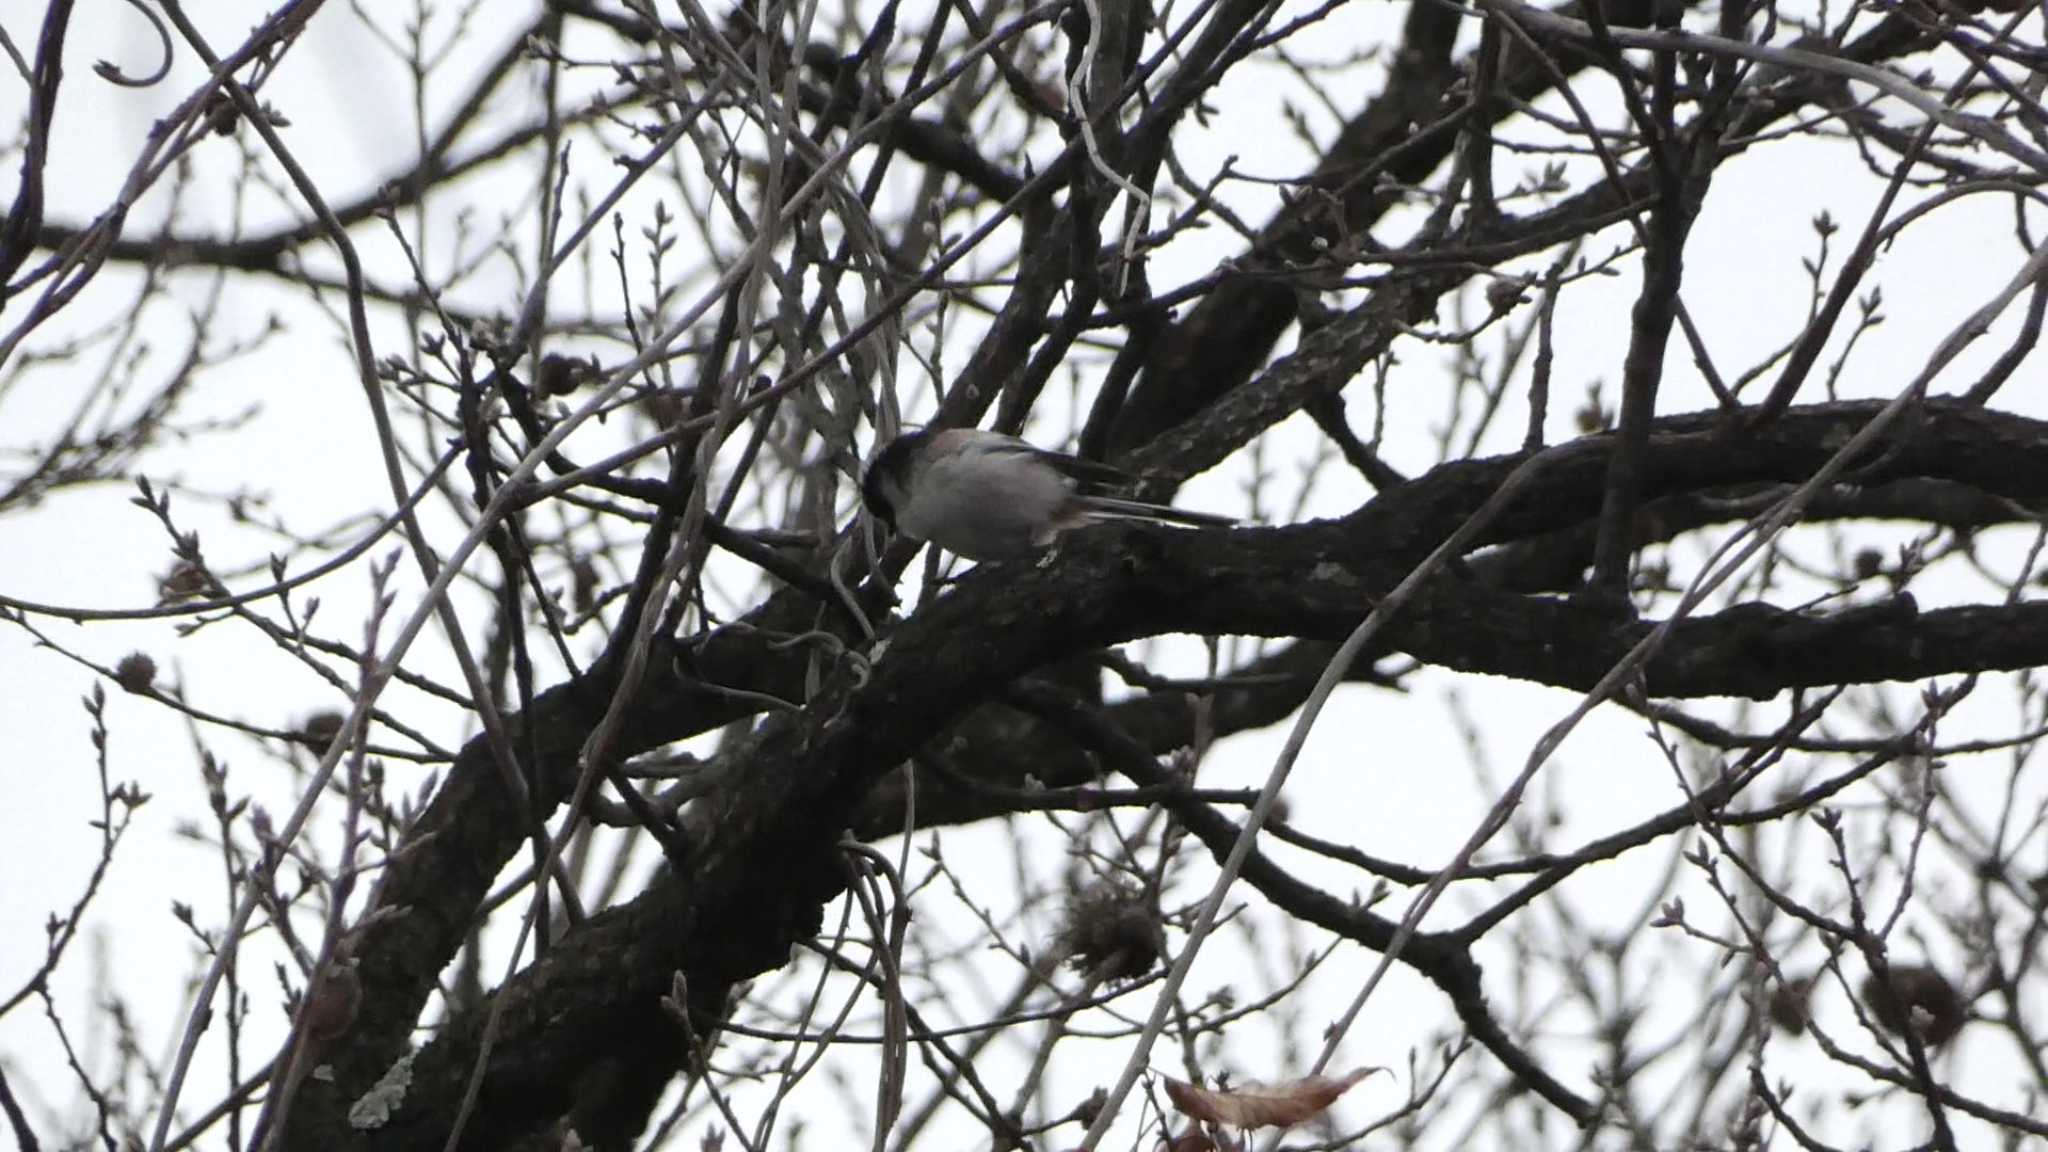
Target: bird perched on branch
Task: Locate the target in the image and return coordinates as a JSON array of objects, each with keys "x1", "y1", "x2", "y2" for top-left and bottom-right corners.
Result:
[{"x1": 861, "y1": 428, "x2": 1234, "y2": 562}]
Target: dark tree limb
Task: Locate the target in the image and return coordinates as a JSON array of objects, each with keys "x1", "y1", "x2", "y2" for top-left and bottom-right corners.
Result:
[{"x1": 295, "y1": 398, "x2": 2048, "y2": 1147}]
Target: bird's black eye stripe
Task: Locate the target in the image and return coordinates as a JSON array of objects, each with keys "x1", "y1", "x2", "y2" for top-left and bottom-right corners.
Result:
[
  {"x1": 859, "y1": 457, "x2": 899, "y2": 527},
  {"x1": 861, "y1": 430, "x2": 927, "y2": 529},
  {"x1": 859, "y1": 472, "x2": 892, "y2": 523}
]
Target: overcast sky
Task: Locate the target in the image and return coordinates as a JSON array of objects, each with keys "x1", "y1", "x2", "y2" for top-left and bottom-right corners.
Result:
[{"x1": 3, "y1": 0, "x2": 2045, "y2": 1146}]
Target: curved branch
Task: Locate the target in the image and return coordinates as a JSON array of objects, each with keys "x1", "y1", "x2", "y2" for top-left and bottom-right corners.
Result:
[{"x1": 297, "y1": 397, "x2": 2048, "y2": 1145}]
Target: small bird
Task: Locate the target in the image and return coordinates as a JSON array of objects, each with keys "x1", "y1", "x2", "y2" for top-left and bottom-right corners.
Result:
[{"x1": 861, "y1": 428, "x2": 1234, "y2": 561}]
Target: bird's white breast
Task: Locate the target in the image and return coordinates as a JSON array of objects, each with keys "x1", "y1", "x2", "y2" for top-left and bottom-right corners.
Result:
[{"x1": 896, "y1": 443, "x2": 1075, "y2": 560}]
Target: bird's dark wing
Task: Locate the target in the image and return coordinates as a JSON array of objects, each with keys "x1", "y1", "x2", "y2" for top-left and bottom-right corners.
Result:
[
  {"x1": 936, "y1": 428, "x2": 1135, "y2": 488},
  {"x1": 1031, "y1": 448, "x2": 1133, "y2": 489},
  {"x1": 929, "y1": 427, "x2": 1137, "y2": 490}
]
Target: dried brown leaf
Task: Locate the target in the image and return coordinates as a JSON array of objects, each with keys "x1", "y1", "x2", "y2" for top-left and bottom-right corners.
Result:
[{"x1": 1162, "y1": 1067, "x2": 1382, "y2": 1129}]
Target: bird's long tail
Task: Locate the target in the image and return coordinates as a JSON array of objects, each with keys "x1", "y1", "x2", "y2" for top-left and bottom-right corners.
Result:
[{"x1": 1076, "y1": 495, "x2": 1236, "y2": 528}]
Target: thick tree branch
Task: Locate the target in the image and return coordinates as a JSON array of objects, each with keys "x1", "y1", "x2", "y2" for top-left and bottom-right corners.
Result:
[{"x1": 301, "y1": 399, "x2": 2048, "y2": 1146}]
